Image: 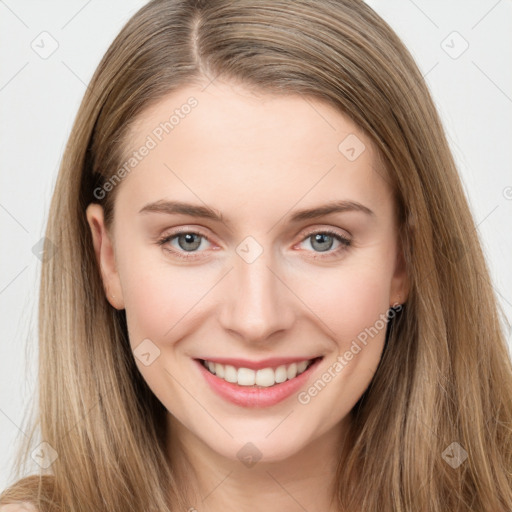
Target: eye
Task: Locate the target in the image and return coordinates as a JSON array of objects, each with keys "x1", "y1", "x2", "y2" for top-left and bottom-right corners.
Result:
[
  {"x1": 157, "y1": 227, "x2": 352, "y2": 260},
  {"x1": 157, "y1": 229, "x2": 212, "y2": 259},
  {"x1": 297, "y1": 229, "x2": 352, "y2": 256}
]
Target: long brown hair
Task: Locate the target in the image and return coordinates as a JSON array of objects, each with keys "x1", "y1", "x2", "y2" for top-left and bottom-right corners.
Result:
[{"x1": 1, "y1": 1, "x2": 511, "y2": 510}]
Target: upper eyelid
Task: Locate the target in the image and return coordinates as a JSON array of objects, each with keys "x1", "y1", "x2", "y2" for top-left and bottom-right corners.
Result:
[
  {"x1": 161, "y1": 222, "x2": 351, "y2": 236},
  {"x1": 300, "y1": 225, "x2": 351, "y2": 238},
  {"x1": 160, "y1": 227, "x2": 351, "y2": 252},
  {"x1": 160, "y1": 225, "x2": 350, "y2": 241}
]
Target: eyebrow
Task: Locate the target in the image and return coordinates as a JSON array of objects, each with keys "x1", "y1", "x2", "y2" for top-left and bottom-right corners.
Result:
[{"x1": 138, "y1": 199, "x2": 375, "y2": 223}]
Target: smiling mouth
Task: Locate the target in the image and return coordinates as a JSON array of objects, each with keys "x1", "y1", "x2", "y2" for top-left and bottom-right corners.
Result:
[{"x1": 198, "y1": 357, "x2": 322, "y2": 388}]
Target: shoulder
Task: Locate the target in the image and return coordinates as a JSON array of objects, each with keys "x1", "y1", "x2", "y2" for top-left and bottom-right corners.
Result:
[{"x1": 0, "y1": 503, "x2": 39, "y2": 512}]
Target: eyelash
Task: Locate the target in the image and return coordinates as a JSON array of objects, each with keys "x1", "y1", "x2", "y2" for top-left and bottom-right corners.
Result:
[{"x1": 156, "y1": 228, "x2": 352, "y2": 260}]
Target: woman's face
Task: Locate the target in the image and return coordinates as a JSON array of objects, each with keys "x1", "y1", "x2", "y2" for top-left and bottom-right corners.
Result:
[{"x1": 87, "y1": 80, "x2": 408, "y2": 464}]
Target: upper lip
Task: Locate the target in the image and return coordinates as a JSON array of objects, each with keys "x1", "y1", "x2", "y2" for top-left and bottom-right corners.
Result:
[{"x1": 196, "y1": 356, "x2": 322, "y2": 370}]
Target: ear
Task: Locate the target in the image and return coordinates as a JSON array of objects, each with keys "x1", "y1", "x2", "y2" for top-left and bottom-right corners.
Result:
[
  {"x1": 85, "y1": 203, "x2": 125, "y2": 310},
  {"x1": 389, "y1": 237, "x2": 409, "y2": 308}
]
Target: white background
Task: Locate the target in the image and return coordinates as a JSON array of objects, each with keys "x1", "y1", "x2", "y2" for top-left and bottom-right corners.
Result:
[{"x1": 1, "y1": 0, "x2": 511, "y2": 491}]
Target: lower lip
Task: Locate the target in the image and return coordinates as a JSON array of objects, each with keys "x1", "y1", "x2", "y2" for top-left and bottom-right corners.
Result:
[{"x1": 194, "y1": 357, "x2": 323, "y2": 408}]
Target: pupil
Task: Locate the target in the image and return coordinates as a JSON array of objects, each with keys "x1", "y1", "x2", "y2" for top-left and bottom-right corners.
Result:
[
  {"x1": 178, "y1": 233, "x2": 201, "y2": 251},
  {"x1": 312, "y1": 233, "x2": 333, "y2": 252},
  {"x1": 176, "y1": 233, "x2": 335, "y2": 252}
]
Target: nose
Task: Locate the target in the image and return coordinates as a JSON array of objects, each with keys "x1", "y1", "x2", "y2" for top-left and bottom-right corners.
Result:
[{"x1": 218, "y1": 246, "x2": 295, "y2": 344}]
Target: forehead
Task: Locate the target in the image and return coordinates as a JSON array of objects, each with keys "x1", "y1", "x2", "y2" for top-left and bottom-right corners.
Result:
[{"x1": 114, "y1": 80, "x2": 393, "y2": 224}]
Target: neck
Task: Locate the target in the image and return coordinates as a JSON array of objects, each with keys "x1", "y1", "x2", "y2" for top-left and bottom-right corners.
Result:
[{"x1": 167, "y1": 413, "x2": 353, "y2": 512}]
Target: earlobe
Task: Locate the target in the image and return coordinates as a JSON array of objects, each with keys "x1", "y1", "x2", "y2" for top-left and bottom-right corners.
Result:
[
  {"x1": 85, "y1": 203, "x2": 125, "y2": 310},
  {"x1": 390, "y1": 244, "x2": 409, "y2": 308}
]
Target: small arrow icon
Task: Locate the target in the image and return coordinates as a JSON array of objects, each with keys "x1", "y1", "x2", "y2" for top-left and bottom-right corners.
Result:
[
  {"x1": 237, "y1": 442, "x2": 262, "y2": 468},
  {"x1": 31, "y1": 441, "x2": 58, "y2": 468},
  {"x1": 236, "y1": 236, "x2": 263, "y2": 263},
  {"x1": 338, "y1": 134, "x2": 365, "y2": 161},
  {"x1": 32, "y1": 237, "x2": 57, "y2": 262},
  {"x1": 442, "y1": 441, "x2": 467, "y2": 468},
  {"x1": 133, "y1": 338, "x2": 160, "y2": 366},
  {"x1": 31, "y1": 31, "x2": 59, "y2": 59},
  {"x1": 440, "y1": 31, "x2": 468, "y2": 59}
]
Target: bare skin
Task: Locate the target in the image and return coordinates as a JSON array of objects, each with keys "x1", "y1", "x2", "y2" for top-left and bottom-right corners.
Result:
[{"x1": 87, "y1": 79, "x2": 408, "y2": 511}]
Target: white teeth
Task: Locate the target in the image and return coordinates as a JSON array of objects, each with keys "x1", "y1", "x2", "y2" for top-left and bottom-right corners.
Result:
[
  {"x1": 224, "y1": 365, "x2": 237, "y2": 383},
  {"x1": 214, "y1": 362, "x2": 224, "y2": 378},
  {"x1": 237, "y1": 367, "x2": 255, "y2": 386},
  {"x1": 255, "y1": 368, "x2": 275, "y2": 387},
  {"x1": 297, "y1": 360, "x2": 308, "y2": 373},
  {"x1": 202, "y1": 358, "x2": 315, "y2": 387},
  {"x1": 287, "y1": 363, "x2": 298, "y2": 380},
  {"x1": 274, "y1": 365, "x2": 288, "y2": 383}
]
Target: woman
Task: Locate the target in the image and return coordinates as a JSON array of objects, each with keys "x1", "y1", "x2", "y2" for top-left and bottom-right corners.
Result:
[{"x1": 1, "y1": 0, "x2": 511, "y2": 510}]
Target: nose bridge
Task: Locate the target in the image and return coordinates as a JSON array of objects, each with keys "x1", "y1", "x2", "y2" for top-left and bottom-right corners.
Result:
[{"x1": 218, "y1": 240, "x2": 293, "y2": 341}]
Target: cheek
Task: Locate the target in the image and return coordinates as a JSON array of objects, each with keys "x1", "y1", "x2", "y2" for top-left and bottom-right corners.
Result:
[
  {"x1": 298, "y1": 259, "x2": 393, "y2": 343},
  {"x1": 293, "y1": 263, "x2": 392, "y2": 413},
  {"x1": 116, "y1": 244, "x2": 217, "y2": 346},
  {"x1": 291, "y1": 251, "x2": 395, "y2": 402}
]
